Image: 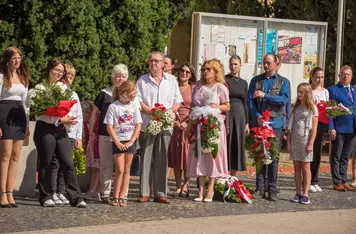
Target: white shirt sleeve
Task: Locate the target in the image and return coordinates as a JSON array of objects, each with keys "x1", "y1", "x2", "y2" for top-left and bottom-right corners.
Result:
[
  {"x1": 136, "y1": 78, "x2": 144, "y2": 103},
  {"x1": 103, "y1": 103, "x2": 115, "y2": 125},
  {"x1": 172, "y1": 78, "x2": 183, "y2": 104},
  {"x1": 73, "y1": 92, "x2": 83, "y2": 140},
  {"x1": 133, "y1": 102, "x2": 143, "y2": 124}
]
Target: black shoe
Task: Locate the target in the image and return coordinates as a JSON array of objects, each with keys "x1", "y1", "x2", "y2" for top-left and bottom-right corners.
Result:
[
  {"x1": 267, "y1": 191, "x2": 278, "y2": 201},
  {"x1": 253, "y1": 189, "x2": 265, "y2": 199},
  {"x1": 0, "y1": 203, "x2": 12, "y2": 208},
  {"x1": 10, "y1": 203, "x2": 18, "y2": 208}
]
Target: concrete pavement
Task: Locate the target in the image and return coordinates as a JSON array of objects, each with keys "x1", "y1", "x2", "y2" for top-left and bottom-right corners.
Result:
[{"x1": 14, "y1": 209, "x2": 356, "y2": 234}]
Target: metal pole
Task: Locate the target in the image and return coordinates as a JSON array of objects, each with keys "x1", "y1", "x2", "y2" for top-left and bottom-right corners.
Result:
[{"x1": 335, "y1": 0, "x2": 345, "y2": 84}]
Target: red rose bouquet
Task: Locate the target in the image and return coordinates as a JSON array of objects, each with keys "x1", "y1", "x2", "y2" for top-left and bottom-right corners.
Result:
[
  {"x1": 144, "y1": 103, "x2": 176, "y2": 135},
  {"x1": 188, "y1": 106, "x2": 223, "y2": 159},
  {"x1": 213, "y1": 176, "x2": 254, "y2": 203},
  {"x1": 317, "y1": 100, "x2": 353, "y2": 120},
  {"x1": 245, "y1": 110, "x2": 279, "y2": 173}
]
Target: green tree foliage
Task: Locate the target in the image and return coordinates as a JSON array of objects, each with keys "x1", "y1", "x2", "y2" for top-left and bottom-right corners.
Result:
[{"x1": 0, "y1": 0, "x2": 190, "y2": 100}]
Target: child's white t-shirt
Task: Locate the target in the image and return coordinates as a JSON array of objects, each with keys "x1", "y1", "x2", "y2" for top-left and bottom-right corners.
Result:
[{"x1": 104, "y1": 100, "x2": 142, "y2": 141}]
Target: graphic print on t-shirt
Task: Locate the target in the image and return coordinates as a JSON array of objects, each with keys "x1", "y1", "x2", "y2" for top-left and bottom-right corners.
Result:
[{"x1": 117, "y1": 109, "x2": 135, "y2": 135}]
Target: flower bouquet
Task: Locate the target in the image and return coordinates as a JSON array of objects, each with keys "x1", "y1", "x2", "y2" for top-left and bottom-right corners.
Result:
[
  {"x1": 316, "y1": 100, "x2": 353, "y2": 121},
  {"x1": 188, "y1": 106, "x2": 224, "y2": 158},
  {"x1": 245, "y1": 110, "x2": 279, "y2": 173},
  {"x1": 209, "y1": 176, "x2": 254, "y2": 203},
  {"x1": 144, "y1": 103, "x2": 176, "y2": 135},
  {"x1": 72, "y1": 148, "x2": 86, "y2": 175},
  {"x1": 28, "y1": 81, "x2": 76, "y2": 119}
]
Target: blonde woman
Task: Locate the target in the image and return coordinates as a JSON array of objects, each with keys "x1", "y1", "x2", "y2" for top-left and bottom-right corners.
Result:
[{"x1": 186, "y1": 59, "x2": 230, "y2": 203}]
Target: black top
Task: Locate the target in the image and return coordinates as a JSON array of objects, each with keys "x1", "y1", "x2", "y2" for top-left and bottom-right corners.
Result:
[
  {"x1": 225, "y1": 74, "x2": 248, "y2": 123},
  {"x1": 94, "y1": 87, "x2": 112, "y2": 136}
]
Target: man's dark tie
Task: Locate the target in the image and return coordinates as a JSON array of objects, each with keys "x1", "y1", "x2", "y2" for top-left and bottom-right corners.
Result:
[{"x1": 346, "y1": 87, "x2": 353, "y2": 102}]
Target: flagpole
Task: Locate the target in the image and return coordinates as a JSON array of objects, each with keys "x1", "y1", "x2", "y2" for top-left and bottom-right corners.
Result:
[{"x1": 335, "y1": 0, "x2": 345, "y2": 84}]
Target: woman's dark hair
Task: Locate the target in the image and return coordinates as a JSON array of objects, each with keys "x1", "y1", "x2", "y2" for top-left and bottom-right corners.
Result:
[
  {"x1": 165, "y1": 55, "x2": 175, "y2": 66},
  {"x1": 309, "y1": 67, "x2": 324, "y2": 84},
  {"x1": 229, "y1": 55, "x2": 242, "y2": 64},
  {"x1": 0, "y1": 46, "x2": 30, "y2": 88},
  {"x1": 43, "y1": 58, "x2": 67, "y2": 83},
  {"x1": 178, "y1": 62, "x2": 196, "y2": 85}
]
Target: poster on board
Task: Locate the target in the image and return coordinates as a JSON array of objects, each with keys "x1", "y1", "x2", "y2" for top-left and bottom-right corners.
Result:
[
  {"x1": 257, "y1": 29, "x2": 278, "y2": 64},
  {"x1": 278, "y1": 36, "x2": 302, "y2": 64},
  {"x1": 303, "y1": 26, "x2": 319, "y2": 79},
  {"x1": 211, "y1": 24, "x2": 225, "y2": 44}
]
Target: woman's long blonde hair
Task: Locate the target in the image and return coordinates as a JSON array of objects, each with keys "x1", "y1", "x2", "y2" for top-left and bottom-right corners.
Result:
[
  {"x1": 292, "y1": 82, "x2": 316, "y2": 114},
  {"x1": 200, "y1": 59, "x2": 225, "y2": 85}
]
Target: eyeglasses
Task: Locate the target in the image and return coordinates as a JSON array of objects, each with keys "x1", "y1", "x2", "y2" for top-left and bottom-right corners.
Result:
[
  {"x1": 53, "y1": 68, "x2": 65, "y2": 75},
  {"x1": 180, "y1": 69, "x2": 191, "y2": 74},
  {"x1": 149, "y1": 59, "x2": 163, "y2": 64},
  {"x1": 201, "y1": 67, "x2": 212, "y2": 72}
]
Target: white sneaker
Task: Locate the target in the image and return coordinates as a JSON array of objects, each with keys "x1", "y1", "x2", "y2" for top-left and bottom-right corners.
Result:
[
  {"x1": 58, "y1": 193, "x2": 69, "y2": 205},
  {"x1": 76, "y1": 201, "x2": 87, "y2": 208},
  {"x1": 309, "y1": 185, "x2": 317, "y2": 193},
  {"x1": 314, "y1": 184, "x2": 323, "y2": 192},
  {"x1": 52, "y1": 193, "x2": 63, "y2": 205},
  {"x1": 43, "y1": 199, "x2": 55, "y2": 207}
]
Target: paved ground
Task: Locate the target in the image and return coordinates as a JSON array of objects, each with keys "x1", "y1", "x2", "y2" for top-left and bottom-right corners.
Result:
[
  {"x1": 16, "y1": 209, "x2": 356, "y2": 234},
  {"x1": 1, "y1": 174, "x2": 356, "y2": 233}
]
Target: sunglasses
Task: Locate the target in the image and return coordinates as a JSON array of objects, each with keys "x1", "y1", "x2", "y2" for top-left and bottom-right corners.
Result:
[
  {"x1": 180, "y1": 69, "x2": 191, "y2": 74},
  {"x1": 201, "y1": 67, "x2": 212, "y2": 72}
]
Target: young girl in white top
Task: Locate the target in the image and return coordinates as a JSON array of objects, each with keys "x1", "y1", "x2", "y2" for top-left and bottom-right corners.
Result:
[
  {"x1": 104, "y1": 80, "x2": 142, "y2": 206},
  {"x1": 309, "y1": 67, "x2": 329, "y2": 193},
  {"x1": 287, "y1": 83, "x2": 318, "y2": 205},
  {"x1": 0, "y1": 47, "x2": 30, "y2": 208}
]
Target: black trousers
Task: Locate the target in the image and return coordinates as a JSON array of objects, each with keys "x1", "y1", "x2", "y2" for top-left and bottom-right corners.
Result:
[
  {"x1": 51, "y1": 139, "x2": 76, "y2": 194},
  {"x1": 311, "y1": 122, "x2": 327, "y2": 185},
  {"x1": 256, "y1": 128, "x2": 283, "y2": 192},
  {"x1": 330, "y1": 132, "x2": 356, "y2": 185},
  {"x1": 34, "y1": 121, "x2": 83, "y2": 206}
]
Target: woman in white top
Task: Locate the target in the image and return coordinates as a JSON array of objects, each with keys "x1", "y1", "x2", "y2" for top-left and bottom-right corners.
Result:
[
  {"x1": 309, "y1": 67, "x2": 329, "y2": 193},
  {"x1": 49, "y1": 64, "x2": 83, "y2": 206},
  {"x1": 32, "y1": 58, "x2": 85, "y2": 207},
  {"x1": 0, "y1": 47, "x2": 30, "y2": 208}
]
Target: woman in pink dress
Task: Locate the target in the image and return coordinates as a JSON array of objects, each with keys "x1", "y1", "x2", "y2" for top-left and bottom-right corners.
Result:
[
  {"x1": 168, "y1": 62, "x2": 196, "y2": 197},
  {"x1": 186, "y1": 59, "x2": 230, "y2": 203}
]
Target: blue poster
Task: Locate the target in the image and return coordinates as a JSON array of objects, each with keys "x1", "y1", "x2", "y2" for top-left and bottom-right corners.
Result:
[{"x1": 257, "y1": 29, "x2": 278, "y2": 64}]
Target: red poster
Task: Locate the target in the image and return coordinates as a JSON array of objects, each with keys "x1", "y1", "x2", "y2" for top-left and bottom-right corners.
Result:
[{"x1": 277, "y1": 36, "x2": 302, "y2": 64}]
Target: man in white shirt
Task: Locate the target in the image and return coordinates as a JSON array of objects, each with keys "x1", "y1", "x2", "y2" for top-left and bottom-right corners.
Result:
[{"x1": 136, "y1": 51, "x2": 182, "y2": 203}]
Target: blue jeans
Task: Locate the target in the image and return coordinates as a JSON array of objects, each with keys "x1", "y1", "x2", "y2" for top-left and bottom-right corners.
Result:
[{"x1": 255, "y1": 128, "x2": 283, "y2": 192}]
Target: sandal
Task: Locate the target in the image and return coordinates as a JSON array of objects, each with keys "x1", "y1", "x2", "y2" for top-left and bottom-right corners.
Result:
[
  {"x1": 119, "y1": 197, "x2": 128, "y2": 207},
  {"x1": 351, "y1": 178, "x2": 356, "y2": 188},
  {"x1": 6, "y1": 191, "x2": 17, "y2": 208},
  {"x1": 110, "y1": 198, "x2": 120, "y2": 206},
  {"x1": 0, "y1": 192, "x2": 11, "y2": 208}
]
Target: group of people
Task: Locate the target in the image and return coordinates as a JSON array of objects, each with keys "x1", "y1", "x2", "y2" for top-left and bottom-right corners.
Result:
[{"x1": 0, "y1": 46, "x2": 356, "y2": 209}]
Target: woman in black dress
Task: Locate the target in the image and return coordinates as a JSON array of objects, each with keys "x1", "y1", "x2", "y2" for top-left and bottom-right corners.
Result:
[{"x1": 225, "y1": 55, "x2": 249, "y2": 176}]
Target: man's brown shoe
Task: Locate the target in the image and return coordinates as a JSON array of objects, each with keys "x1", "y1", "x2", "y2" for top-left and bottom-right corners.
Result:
[
  {"x1": 137, "y1": 196, "x2": 150, "y2": 203},
  {"x1": 153, "y1": 197, "x2": 170, "y2": 204},
  {"x1": 342, "y1": 184, "x2": 356, "y2": 191},
  {"x1": 334, "y1": 184, "x2": 347, "y2": 192}
]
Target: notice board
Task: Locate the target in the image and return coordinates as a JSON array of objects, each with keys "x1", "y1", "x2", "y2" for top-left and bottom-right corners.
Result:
[{"x1": 190, "y1": 12, "x2": 328, "y2": 100}]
